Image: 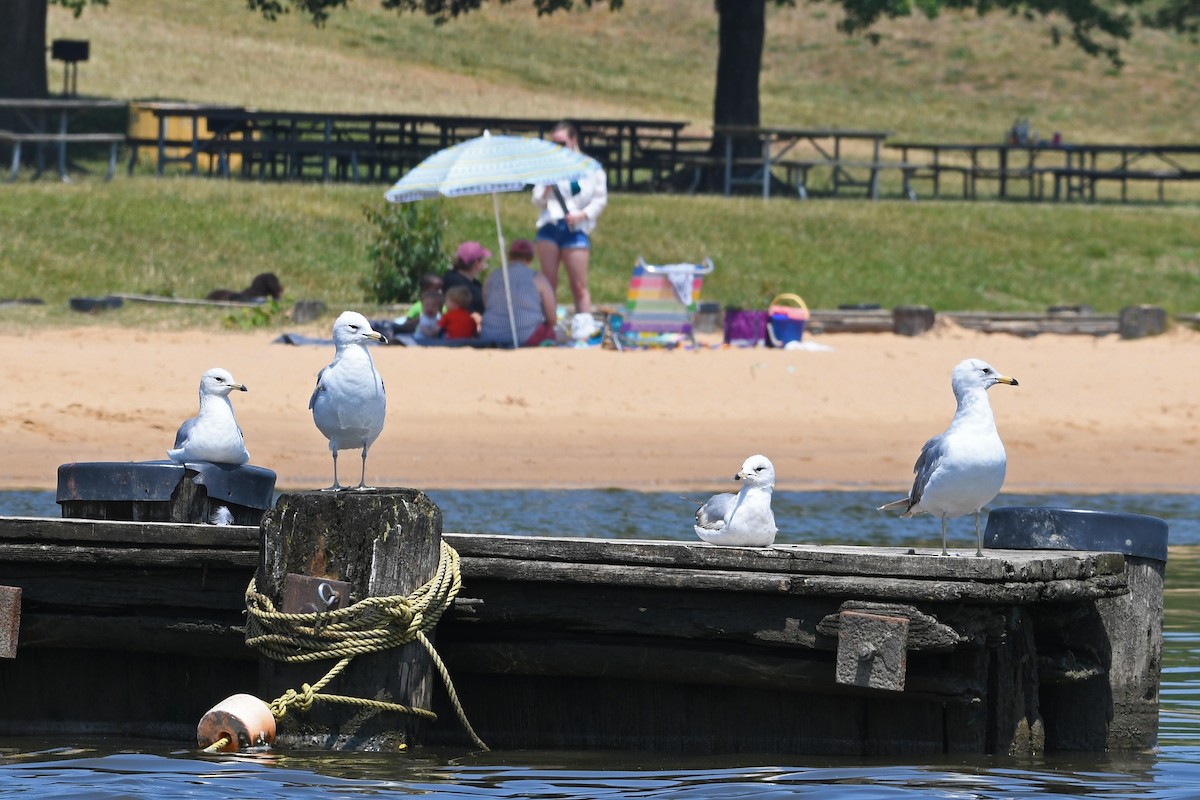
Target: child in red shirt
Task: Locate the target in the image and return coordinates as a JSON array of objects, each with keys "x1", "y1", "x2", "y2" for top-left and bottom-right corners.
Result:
[{"x1": 438, "y1": 285, "x2": 479, "y2": 340}]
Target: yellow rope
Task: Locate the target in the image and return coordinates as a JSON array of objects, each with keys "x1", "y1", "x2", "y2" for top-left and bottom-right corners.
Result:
[
  {"x1": 243, "y1": 540, "x2": 487, "y2": 751},
  {"x1": 202, "y1": 735, "x2": 231, "y2": 754}
]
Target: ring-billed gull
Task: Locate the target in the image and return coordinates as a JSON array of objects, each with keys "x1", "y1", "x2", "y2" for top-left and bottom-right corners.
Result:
[
  {"x1": 879, "y1": 358, "x2": 1018, "y2": 557},
  {"x1": 168, "y1": 368, "x2": 250, "y2": 465},
  {"x1": 310, "y1": 311, "x2": 387, "y2": 491},
  {"x1": 692, "y1": 454, "x2": 778, "y2": 547}
]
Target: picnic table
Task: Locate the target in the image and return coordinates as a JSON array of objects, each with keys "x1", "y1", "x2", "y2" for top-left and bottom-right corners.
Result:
[
  {"x1": 711, "y1": 125, "x2": 907, "y2": 200},
  {"x1": 888, "y1": 141, "x2": 1200, "y2": 202},
  {"x1": 1047, "y1": 143, "x2": 1200, "y2": 201},
  {"x1": 0, "y1": 97, "x2": 126, "y2": 181},
  {"x1": 126, "y1": 104, "x2": 689, "y2": 188}
]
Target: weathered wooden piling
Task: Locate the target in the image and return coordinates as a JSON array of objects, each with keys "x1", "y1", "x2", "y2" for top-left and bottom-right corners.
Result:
[
  {"x1": 893, "y1": 305, "x2": 936, "y2": 336},
  {"x1": 985, "y1": 506, "x2": 1168, "y2": 751},
  {"x1": 252, "y1": 489, "x2": 444, "y2": 751},
  {"x1": 1118, "y1": 304, "x2": 1168, "y2": 340}
]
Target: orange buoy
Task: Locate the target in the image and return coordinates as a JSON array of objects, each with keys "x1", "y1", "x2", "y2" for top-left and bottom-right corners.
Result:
[{"x1": 197, "y1": 694, "x2": 276, "y2": 752}]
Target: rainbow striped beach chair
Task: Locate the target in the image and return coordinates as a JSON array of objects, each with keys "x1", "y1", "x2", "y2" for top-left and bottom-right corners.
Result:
[{"x1": 615, "y1": 257, "x2": 715, "y2": 349}]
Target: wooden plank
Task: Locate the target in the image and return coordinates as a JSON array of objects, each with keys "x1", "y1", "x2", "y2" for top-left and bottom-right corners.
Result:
[
  {"x1": 0, "y1": 132, "x2": 124, "y2": 144},
  {"x1": 19, "y1": 613, "x2": 248, "y2": 658},
  {"x1": 450, "y1": 579, "x2": 840, "y2": 650},
  {"x1": 458, "y1": 556, "x2": 1128, "y2": 603},
  {"x1": 0, "y1": 516, "x2": 259, "y2": 547},
  {"x1": 437, "y1": 640, "x2": 983, "y2": 703},
  {"x1": 444, "y1": 533, "x2": 1127, "y2": 584},
  {"x1": 808, "y1": 309, "x2": 894, "y2": 334},
  {"x1": 4, "y1": 565, "x2": 252, "y2": 611},
  {"x1": 945, "y1": 312, "x2": 1120, "y2": 337},
  {"x1": 0, "y1": 543, "x2": 256, "y2": 568}
]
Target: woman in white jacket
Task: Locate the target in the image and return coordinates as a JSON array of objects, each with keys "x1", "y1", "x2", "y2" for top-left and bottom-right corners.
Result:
[{"x1": 533, "y1": 121, "x2": 608, "y2": 337}]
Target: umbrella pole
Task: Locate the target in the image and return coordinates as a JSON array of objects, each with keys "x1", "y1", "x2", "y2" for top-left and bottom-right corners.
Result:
[{"x1": 493, "y1": 192, "x2": 519, "y2": 349}]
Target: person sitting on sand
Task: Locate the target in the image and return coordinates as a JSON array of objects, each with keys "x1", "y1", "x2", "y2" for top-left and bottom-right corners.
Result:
[
  {"x1": 413, "y1": 288, "x2": 444, "y2": 343},
  {"x1": 438, "y1": 285, "x2": 479, "y2": 340},
  {"x1": 396, "y1": 273, "x2": 444, "y2": 333},
  {"x1": 479, "y1": 239, "x2": 558, "y2": 347},
  {"x1": 442, "y1": 241, "x2": 489, "y2": 319}
]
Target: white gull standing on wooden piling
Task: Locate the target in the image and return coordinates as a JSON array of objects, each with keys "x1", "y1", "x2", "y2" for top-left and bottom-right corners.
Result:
[
  {"x1": 309, "y1": 311, "x2": 388, "y2": 491},
  {"x1": 692, "y1": 454, "x2": 778, "y2": 547},
  {"x1": 879, "y1": 357, "x2": 1018, "y2": 557},
  {"x1": 167, "y1": 367, "x2": 250, "y2": 465}
]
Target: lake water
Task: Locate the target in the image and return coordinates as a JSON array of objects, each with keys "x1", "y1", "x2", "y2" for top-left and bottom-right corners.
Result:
[{"x1": 2, "y1": 488, "x2": 1198, "y2": 798}]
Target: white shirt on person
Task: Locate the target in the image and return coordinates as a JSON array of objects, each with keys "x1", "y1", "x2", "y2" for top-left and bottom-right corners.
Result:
[{"x1": 532, "y1": 167, "x2": 608, "y2": 236}]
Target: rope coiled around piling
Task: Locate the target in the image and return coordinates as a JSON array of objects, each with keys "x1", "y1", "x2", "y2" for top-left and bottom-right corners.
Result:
[{"x1": 241, "y1": 540, "x2": 487, "y2": 751}]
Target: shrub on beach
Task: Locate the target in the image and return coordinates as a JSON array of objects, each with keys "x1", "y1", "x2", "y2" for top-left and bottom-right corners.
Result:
[{"x1": 363, "y1": 201, "x2": 449, "y2": 304}]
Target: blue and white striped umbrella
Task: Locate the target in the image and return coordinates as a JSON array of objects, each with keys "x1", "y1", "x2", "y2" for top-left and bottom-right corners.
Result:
[
  {"x1": 384, "y1": 131, "x2": 601, "y2": 203},
  {"x1": 383, "y1": 131, "x2": 603, "y2": 347}
]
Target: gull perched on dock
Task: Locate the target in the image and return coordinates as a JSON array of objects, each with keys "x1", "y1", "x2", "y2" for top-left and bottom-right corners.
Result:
[
  {"x1": 879, "y1": 358, "x2": 1018, "y2": 557},
  {"x1": 692, "y1": 454, "x2": 778, "y2": 547},
  {"x1": 310, "y1": 311, "x2": 387, "y2": 491},
  {"x1": 167, "y1": 368, "x2": 250, "y2": 465}
]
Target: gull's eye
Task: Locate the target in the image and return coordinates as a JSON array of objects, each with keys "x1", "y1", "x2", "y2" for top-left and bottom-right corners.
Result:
[{"x1": 755, "y1": 466, "x2": 765, "y2": 472}]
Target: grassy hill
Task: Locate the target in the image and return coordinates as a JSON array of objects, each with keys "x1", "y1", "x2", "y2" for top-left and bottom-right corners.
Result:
[
  {"x1": 0, "y1": 0, "x2": 1193, "y2": 326},
  {"x1": 48, "y1": 0, "x2": 1199, "y2": 141}
]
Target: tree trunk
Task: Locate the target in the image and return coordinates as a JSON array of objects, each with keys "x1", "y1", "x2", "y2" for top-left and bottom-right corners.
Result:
[
  {"x1": 703, "y1": 0, "x2": 766, "y2": 190},
  {"x1": 0, "y1": 0, "x2": 50, "y2": 102},
  {"x1": 713, "y1": 0, "x2": 765, "y2": 132}
]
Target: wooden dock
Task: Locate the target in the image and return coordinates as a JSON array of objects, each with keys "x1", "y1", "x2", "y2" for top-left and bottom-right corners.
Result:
[{"x1": 0, "y1": 495, "x2": 1165, "y2": 756}]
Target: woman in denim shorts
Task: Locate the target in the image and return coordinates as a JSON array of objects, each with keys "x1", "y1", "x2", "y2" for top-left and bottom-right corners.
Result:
[{"x1": 532, "y1": 121, "x2": 608, "y2": 337}]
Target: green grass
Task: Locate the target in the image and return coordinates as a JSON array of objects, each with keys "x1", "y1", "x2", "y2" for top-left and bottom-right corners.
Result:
[
  {"x1": 4, "y1": 0, "x2": 1195, "y2": 329},
  {"x1": 45, "y1": 0, "x2": 1200, "y2": 141},
  {"x1": 1, "y1": 181, "x2": 1196, "y2": 329}
]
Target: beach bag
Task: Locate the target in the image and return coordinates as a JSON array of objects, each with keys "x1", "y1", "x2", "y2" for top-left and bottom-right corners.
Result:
[
  {"x1": 723, "y1": 308, "x2": 768, "y2": 347},
  {"x1": 767, "y1": 293, "x2": 809, "y2": 348}
]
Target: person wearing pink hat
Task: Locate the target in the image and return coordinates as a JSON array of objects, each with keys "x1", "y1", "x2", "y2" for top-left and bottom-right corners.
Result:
[{"x1": 441, "y1": 240, "x2": 491, "y2": 320}]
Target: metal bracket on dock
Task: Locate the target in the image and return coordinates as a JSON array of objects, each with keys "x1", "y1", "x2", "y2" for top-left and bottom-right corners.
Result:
[
  {"x1": 0, "y1": 585, "x2": 21, "y2": 659},
  {"x1": 835, "y1": 611, "x2": 908, "y2": 691},
  {"x1": 282, "y1": 574, "x2": 350, "y2": 614}
]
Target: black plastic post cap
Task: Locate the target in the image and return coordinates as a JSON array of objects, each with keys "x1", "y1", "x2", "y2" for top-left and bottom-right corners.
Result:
[{"x1": 984, "y1": 506, "x2": 1168, "y2": 562}]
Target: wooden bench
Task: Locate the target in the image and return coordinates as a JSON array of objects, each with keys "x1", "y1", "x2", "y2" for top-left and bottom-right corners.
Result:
[
  {"x1": 1, "y1": 130, "x2": 123, "y2": 182},
  {"x1": 125, "y1": 136, "x2": 213, "y2": 175},
  {"x1": 205, "y1": 137, "x2": 387, "y2": 182},
  {"x1": 1049, "y1": 167, "x2": 1200, "y2": 202},
  {"x1": 891, "y1": 162, "x2": 974, "y2": 200},
  {"x1": 777, "y1": 159, "x2": 921, "y2": 200},
  {"x1": 126, "y1": 134, "x2": 386, "y2": 182},
  {"x1": 665, "y1": 153, "x2": 921, "y2": 200}
]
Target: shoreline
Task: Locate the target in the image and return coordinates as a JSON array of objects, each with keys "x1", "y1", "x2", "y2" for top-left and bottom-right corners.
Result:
[{"x1": 3, "y1": 322, "x2": 1197, "y2": 495}]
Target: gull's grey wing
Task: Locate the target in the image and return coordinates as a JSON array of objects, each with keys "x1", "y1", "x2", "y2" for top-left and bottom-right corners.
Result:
[
  {"x1": 695, "y1": 492, "x2": 737, "y2": 531},
  {"x1": 173, "y1": 416, "x2": 198, "y2": 449},
  {"x1": 308, "y1": 366, "x2": 328, "y2": 410},
  {"x1": 909, "y1": 433, "x2": 949, "y2": 507}
]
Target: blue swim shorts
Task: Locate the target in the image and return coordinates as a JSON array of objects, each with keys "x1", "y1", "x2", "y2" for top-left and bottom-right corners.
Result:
[{"x1": 536, "y1": 220, "x2": 590, "y2": 250}]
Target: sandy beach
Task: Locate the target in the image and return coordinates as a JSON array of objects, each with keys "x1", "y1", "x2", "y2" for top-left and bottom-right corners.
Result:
[{"x1": 2, "y1": 321, "x2": 1196, "y2": 495}]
